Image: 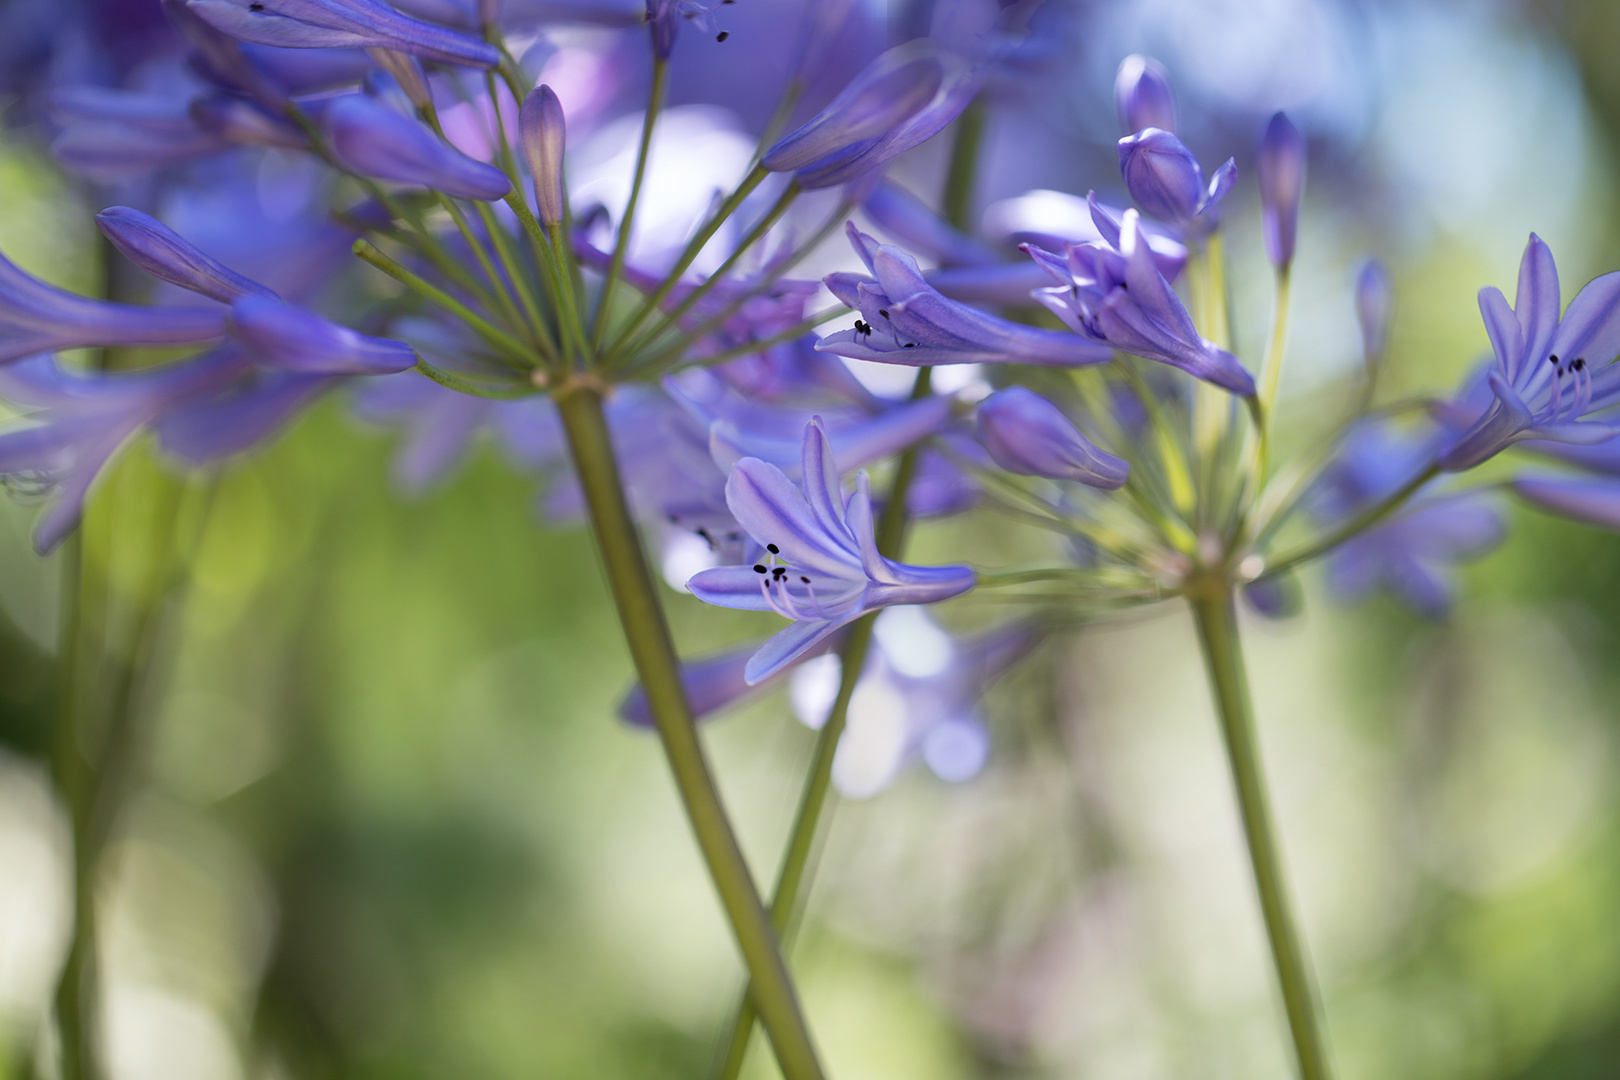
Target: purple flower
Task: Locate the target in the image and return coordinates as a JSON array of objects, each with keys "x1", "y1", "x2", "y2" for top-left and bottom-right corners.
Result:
[
  {"x1": 186, "y1": 0, "x2": 500, "y2": 68},
  {"x1": 1025, "y1": 204, "x2": 1255, "y2": 395},
  {"x1": 1315, "y1": 423, "x2": 1504, "y2": 618},
  {"x1": 817, "y1": 224, "x2": 1112, "y2": 368},
  {"x1": 229, "y1": 295, "x2": 417, "y2": 374},
  {"x1": 687, "y1": 418, "x2": 975, "y2": 684},
  {"x1": 645, "y1": 0, "x2": 724, "y2": 59},
  {"x1": 0, "y1": 350, "x2": 247, "y2": 553},
  {"x1": 1117, "y1": 128, "x2": 1235, "y2": 235},
  {"x1": 1440, "y1": 234, "x2": 1620, "y2": 471},
  {"x1": 1511, "y1": 474, "x2": 1620, "y2": 530},
  {"x1": 1114, "y1": 54, "x2": 1176, "y2": 135},
  {"x1": 96, "y1": 207, "x2": 278, "y2": 304},
  {"x1": 0, "y1": 249, "x2": 227, "y2": 364},
  {"x1": 975, "y1": 386, "x2": 1128, "y2": 489},
  {"x1": 981, "y1": 189, "x2": 1188, "y2": 282},
  {"x1": 49, "y1": 87, "x2": 231, "y2": 182},
  {"x1": 617, "y1": 629, "x2": 846, "y2": 728},
  {"x1": 762, "y1": 41, "x2": 984, "y2": 190},
  {"x1": 519, "y1": 85, "x2": 567, "y2": 227},
  {"x1": 324, "y1": 94, "x2": 511, "y2": 200},
  {"x1": 1257, "y1": 112, "x2": 1305, "y2": 270}
]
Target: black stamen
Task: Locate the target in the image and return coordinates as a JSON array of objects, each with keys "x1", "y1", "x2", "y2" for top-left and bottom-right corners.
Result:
[
  {"x1": 878, "y1": 309, "x2": 889, "y2": 318},
  {"x1": 1550, "y1": 354, "x2": 1560, "y2": 365},
  {"x1": 772, "y1": 567, "x2": 786, "y2": 578},
  {"x1": 716, "y1": 31, "x2": 728, "y2": 41},
  {"x1": 799, "y1": 576, "x2": 810, "y2": 584},
  {"x1": 903, "y1": 342, "x2": 916, "y2": 348},
  {"x1": 753, "y1": 564, "x2": 767, "y2": 574},
  {"x1": 249, "y1": 1, "x2": 264, "y2": 8},
  {"x1": 766, "y1": 543, "x2": 780, "y2": 554}
]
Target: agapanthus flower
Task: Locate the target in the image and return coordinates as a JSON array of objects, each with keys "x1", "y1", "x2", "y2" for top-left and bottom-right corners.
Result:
[
  {"x1": 0, "y1": 248, "x2": 226, "y2": 364},
  {"x1": 1439, "y1": 233, "x2": 1620, "y2": 471},
  {"x1": 1117, "y1": 127, "x2": 1235, "y2": 236},
  {"x1": 974, "y1": 386, "x2": 1128, "y2": 489},
  {"x1": 1114, "y1": 53, "x2": 1176, "y2": 135},
  {"x1": 96, "y1": 206, "x2": 279, "y2": 304},
  {"x1": 0, "y1": 350, "x2": 248, "y2": 552},
  {"x1": 687, "y1": 418, "x2": 975, "y2": 683},
  {"x1": 762, "y1": 40, "x2": 986, "y2": 191},
  {"x1": 817, "y1": 224, "x2": 1112, "y2": 368},
  {"x1": 1025, "y1": 200, "x2": 1255, "y2": 395},
  {"x1": 1314, "y1": 422, "x2": 1504, "y2": 618},
  {"x1": 325, "y1": 93, "x2": 512, "y2": 200},
  {"x1": 1257, "y1": 112, "x2": 1305, "y2": 270},
  {"x1": 49, "y1": 86, "x2": 232, "y2": 181},
  {"x1": 229, "y1": 295, "x2": 418, "y2": 375},
  {"x1": 859, "y1": 179, "x2": 1000, "y2": 269},
  {"x1": 186, "y1": 0, "x2": 500, "y2": 68}
]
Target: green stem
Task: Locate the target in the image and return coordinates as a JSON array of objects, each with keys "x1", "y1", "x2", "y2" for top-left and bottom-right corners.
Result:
[
  {"x1": 713, "y1": 369, "x2": 934, "y2": 1080},
  {"x1": 1259, "y1": 461, "x2": 1439, "y2": 579},
  {"x1": 53, "y1": 532, "x2": 96, "y2": 1080},
  {"x1": 1188, "y1": 586, "x2": 1332, "y2": 1080},
  {"x1": 593, "y1": 59, "x2": 667, "y2": 349},
  {"x1": 553, "y1": 385, "x2": 824, "y2": 1080},
  {"x1": 352, "y1": 241, "x2": 537, "y2": 364}
]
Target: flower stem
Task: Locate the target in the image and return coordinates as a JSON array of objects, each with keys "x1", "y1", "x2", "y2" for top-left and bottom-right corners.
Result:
[
  {"x1": 1187, "y1": 585, "x2": 1333, "y2": 1080},
  {"x1": 711, "y1": 369, "x2": 935, "y2": 1080},
  {"x1": 593, "y1": 59, "x2": 667, "y2": 350},
  {"x1": 552, "y1": 383, "x2": 825, "y2": 1080}
]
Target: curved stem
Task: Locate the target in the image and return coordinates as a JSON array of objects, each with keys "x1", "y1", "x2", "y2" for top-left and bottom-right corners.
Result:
[
  {"x1": 1259, "y1": 461, "x2": 1439, "y2": 580},
  {"x1": 553, "y1": 385, "x2": 824, "y2": 1080},
  {"x1": 1188, "y1": 586, "x2": 1333, "y2": 1080}
]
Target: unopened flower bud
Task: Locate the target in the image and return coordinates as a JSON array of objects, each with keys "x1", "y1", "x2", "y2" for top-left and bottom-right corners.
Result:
[
  {"x1": 96, "y1": 206, "x2": 276, "y2": 304},
  {"x1": 520, "y1": 85, "x2": 567, "y2": 226},
  {"x1": 230, "y1": 296, "x2": 417, "y2": 375},
  {"x1": 975, "y1": 386, "x2": 1129, "y2": 489},
  {"x1": 1355, "y1": 258, "x2": 1392, "y2": 371},
  {"x1": 325, "y1": 93, "x2": 510, "y2": 201},
  {"x1": 1257, "y1": 111, "x2": 1305, "y2": 269},
  {"x1": 762, "y1": 49, "x2": 943, "y2": 175},
  {"x1": 1117, "y1": 127, "x2": 1205, "y2": 225},
  {"x1": 1114, "y1": 54, "x2": 1177, "y2": 135}
]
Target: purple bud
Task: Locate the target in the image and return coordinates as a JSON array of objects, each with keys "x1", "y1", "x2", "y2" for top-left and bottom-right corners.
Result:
[
  {"x1": 368, "y1": 47, "x2": 432, "y2": 110},
  {"x1": 762, "y1": 50, "x2": 943, "y2": 174},
  {"x1": 186, "y1": 0, "x2": 500, "y2": 69},
  {"x1": 189, "y1": 94, "x2": 308, "y2": 148},
  {"x1": 1117, "y1": 127, "x2": 1205, "y2": 226},
  {"x1": 1114, "y1": 54, "x2": 1176, "y2": 135},
  {"x1": 519, "y1": 85, "x2": 566, "y2": 226},
  {"x1": 230, "y1": 295, "x2": 417, "y2": 374},
  {"x1": 975, "y1": 386, "x2": 1129, "y2": 489},
  {"x1": 325, "y1": 94, "x2": 510, "y2": 201},
  {"x1": 1257, "y1": 112, "x2": 1305, "y2": 269},
  {"x1": 1242, "y1": 573, "x2": 1302, "y2": 620},
  {"x1": 1355, "y1": 258, "x2": 1392, "y2": 368},
  {"x1": 96, "y1": 207, "x2": 277, "y2": 304}
]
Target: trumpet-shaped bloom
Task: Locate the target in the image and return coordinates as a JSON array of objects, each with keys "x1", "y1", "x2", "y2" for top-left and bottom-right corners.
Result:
[
  {"x1": 0, "y1": 350, "x2": 248, "y2": 552},
  {"x1": 325, "y1": 94, "x2": 511, "y2": 200},
  {"x1": 817, "y1": 225, "x2": 1112, "y2": 368},
  {"x1": 1117, "y1": 127, "x2": 1235, "y2": 235},
  {"x1": 0, "y1": 249, "x2": 226, "y2": 364},
  {"x1": 186, "y1": 0, "x2": 500, "y2": 67},
  {"x1": 687, "y1": 419, "x2": 975, "y2": 684},
  {"x1": 975, "y1": 386, "x2": 1129, "y2": 488},
  {"x1": 1026, "y1": 204, "x2": 1255, "y2": 395},
  {"x1": 1440, "y1": 234, "x2": 1620, "y2": 471}
]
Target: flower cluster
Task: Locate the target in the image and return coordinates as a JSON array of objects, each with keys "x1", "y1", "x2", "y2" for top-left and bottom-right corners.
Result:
[{"x1": 8, "y1": 7, "x2": 1620, "y2": 1080}]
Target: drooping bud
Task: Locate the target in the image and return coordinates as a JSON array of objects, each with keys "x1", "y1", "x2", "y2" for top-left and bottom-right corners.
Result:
[
  {"x1": 230, "y1": 296, "x2": 417, "y2": 375},
  {"x1": 975, "y1": 386, "x2": 1129, "y2": 489},
  {"x1": 519, "y1": 86, "x2": 567, "y2": 226},
  {"x1": 96, "y1": 207, "x2": 278, "y2": 304},
  {"x1": 1114, "y1": 54, "x2": 1177, "y2": 135},
  {"x1": 1257, "y1": 111, "x2": 1306, "y2": 269},
  {"x1": 368, "y1": 48, "x2": 433, "y2": 110},
  {"x1": 1355, "y1": 258, "x2": 1392, "y2": 373},
  {"x1": 324, "y1": 94, "x2": 511, "y2": 201}
]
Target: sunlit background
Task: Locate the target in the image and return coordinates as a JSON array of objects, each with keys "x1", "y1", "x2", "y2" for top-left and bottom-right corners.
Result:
[{"x1": 2, "y1": 0, "x2": 1620, "y2": 1078}]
